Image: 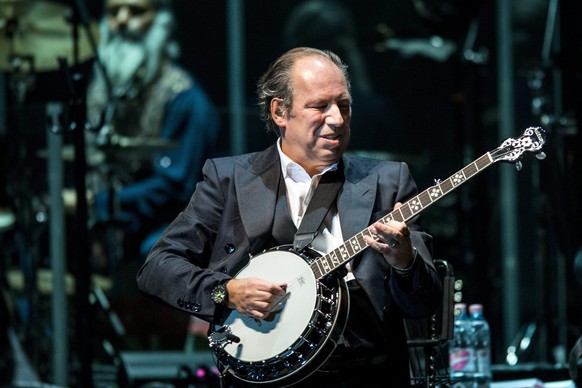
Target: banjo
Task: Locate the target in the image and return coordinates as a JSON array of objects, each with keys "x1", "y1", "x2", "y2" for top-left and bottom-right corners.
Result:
[{"x1": 208, "y1": 127, "x2": 547, "y2": 386}]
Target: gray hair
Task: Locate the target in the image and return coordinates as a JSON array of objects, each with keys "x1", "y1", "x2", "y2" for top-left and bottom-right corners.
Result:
[{"x1": 256, "y1": 47, "x2": 351, "y2": 133}]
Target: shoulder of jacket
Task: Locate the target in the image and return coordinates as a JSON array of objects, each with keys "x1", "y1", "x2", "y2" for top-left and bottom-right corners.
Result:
[
  {"x1": 208, "y1": 146, "x2": 277, "y2": 173},
  {"x1": 344, "y1": 154, "x2": 403, "y2": 173}
]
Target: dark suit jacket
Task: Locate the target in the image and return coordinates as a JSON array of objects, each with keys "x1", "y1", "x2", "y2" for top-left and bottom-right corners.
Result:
[{"x1": 136, "y1": 144, "x2": 442, "y2": 381}]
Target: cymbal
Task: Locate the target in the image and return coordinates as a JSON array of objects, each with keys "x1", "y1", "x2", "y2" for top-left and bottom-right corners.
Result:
[
  {"x1": 6, "y1": 268, "x2": 112, "y2": 295},
  {"x1": 36, "y1": 145, "x2": 105, "y2": 164},
  {"x1": 0, "y1": 208, "x2": 15, "y2": 230},
  {"x1": 0, "y1": 0, "x2": 98, "y2": 72},
  {"x1": 109, "y1": 135, "x2": 176, "y2": 150},
  {"x1": 36, "y1": 138, "x2": 176, "y2": 162}
]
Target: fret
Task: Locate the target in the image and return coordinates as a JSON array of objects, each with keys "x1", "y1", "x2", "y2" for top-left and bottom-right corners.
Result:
[
  {"x1": 408, "y1": 197, "x2": 423, "y2": 214},
  {"x1": 418, "y1": 190, "x2": 434, "y2": 207},
  {"x1": 361, "y1": 228, "x2": 373, "y2": 239},
  {"x1": 463, "y1": 162, "x2": 479, "y2": 179},
  {"x1": 382, "y1": 213, "x2": 394, "y2": 224},
  {"x1": 451, "y1": 172, "x2": 466, "y2": 187},
  {"x1": 399, "y1": 203, "x2": 414, "y2": 220},
  {"x1": 311, "y1": 260, "x2": 322, "y2": 279},
  {"x1": 349, "y1": 237, "x2": 364, "y2": 254},
  {"x1": 440, "y1": 178, "x2": 455, "y2": 194},
  {"x1": 343, "y1": 240, "x2": 355, "y2": 257},
  {"x1": 338, "y1": 245, "x2": 350, "y2": 262},
  {"x1": 428, "y1": 186, "x2": 444, "y2": 201},
  {"x1": 358, "y1": 229, "x2": 373, "y2": 250},
  {"x1": 328, "y1": 250, "x2": 341, "y2": 268},
  {"x1": 476, "y1": 153, "x2": 493, "y2": 169},
  {"x1": 358, "y1": 234, "x2": 367, "y2": 251},
  {"x1": 391, "y1": 207, "x2": 404, "y2": 223}
]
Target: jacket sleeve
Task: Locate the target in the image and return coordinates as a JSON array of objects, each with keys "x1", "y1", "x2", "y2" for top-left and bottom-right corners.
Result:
[
  {"x1": 136, "y1": 159, "x2": 234, "y2": 323},
  {"x1": 385, "y1": 162, "x2": 443, "y2": 320}
]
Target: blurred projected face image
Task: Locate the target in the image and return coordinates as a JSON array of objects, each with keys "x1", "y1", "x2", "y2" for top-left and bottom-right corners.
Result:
[
  {"x1": 100, "y1": 0, "x2": 170, "y2": 95},
  {"x1": 106, "y1": 0, "x2": 156, "y2": 36}
]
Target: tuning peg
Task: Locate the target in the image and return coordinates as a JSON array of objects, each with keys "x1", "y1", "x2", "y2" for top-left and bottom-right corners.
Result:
[
  {"x1": 515, "y1": 161, "x2": 523, "y2": 171},
  {"x1": 536, "y1": 152, "x2": 546, "y2": 160}
]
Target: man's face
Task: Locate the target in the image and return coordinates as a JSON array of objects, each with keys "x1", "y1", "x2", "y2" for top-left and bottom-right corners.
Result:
[
  {"x1": 279, "y1": 56, "x2": 352, "y2": 176},
  {"x1": 106, "y1": 0, "x2": 156, "y2": 36}
]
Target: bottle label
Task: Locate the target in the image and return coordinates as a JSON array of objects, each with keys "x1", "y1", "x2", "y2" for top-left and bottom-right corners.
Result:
[
  {"x1": 476, "y1": 348, "x2": 491, "y2": 373},
  {"x1": 449, "y1": 349, "x2": 474, "y2": 372}
]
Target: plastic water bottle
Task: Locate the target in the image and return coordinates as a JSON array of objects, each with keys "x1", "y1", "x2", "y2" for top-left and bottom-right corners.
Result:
[
  {"x1": 449, "y1": 303, "x2": 474, "y2": 386},
  {"x1": 469, "y1": 304, "x2": 492, "y2": 387}
]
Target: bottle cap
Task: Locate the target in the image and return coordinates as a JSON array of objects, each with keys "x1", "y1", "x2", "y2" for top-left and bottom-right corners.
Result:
[
  {"x1": 454, "y1": 303, "x2": 467, "y2": 317},
  {"x1": 469, "y1": 304, "x2": 483, "y2": 314}
]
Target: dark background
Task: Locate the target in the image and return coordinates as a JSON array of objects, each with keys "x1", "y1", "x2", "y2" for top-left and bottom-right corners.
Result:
[{"x1": 2, "y1": 0, "x2": 581, "y2": 384}]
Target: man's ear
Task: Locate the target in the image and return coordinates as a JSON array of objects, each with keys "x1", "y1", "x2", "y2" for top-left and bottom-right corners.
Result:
[{"x1": 270, "y1": 98, "x2": 285, "y2": 126}]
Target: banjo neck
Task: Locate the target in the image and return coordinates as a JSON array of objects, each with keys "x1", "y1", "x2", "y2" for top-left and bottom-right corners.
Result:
[{"x1": 310, "y1": 126, "x2": 547, "y2": 280}]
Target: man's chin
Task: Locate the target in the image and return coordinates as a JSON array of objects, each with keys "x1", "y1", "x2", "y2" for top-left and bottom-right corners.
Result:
[
  {"x1": 114, "y1": 29, "x2": 146, "y2": 42},
  {"x1": 320, "y1": 150, "x2": 343, "y2": 165},
  {"x1": 102, "y1": 40, "x2": 146, "y2": 87}
]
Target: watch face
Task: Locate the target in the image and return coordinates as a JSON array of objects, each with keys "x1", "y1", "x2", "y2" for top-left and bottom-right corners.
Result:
[{"x1": 211, "y1": 284, "x2": 227, "y2": 304}]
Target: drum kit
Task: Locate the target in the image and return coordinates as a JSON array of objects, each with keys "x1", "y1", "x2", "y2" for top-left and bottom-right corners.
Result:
[
  {"x1": 0, "y1": 0, "x2": 170, "y2": 265},
  {"x1": 0, "y1": 1, "x2": 95, "y2": 70}
]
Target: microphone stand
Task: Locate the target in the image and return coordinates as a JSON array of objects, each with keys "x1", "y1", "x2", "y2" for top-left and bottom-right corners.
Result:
[
  {"x1": 60, "y1": 45, "x2": 95, "y2": 388},
  {"x1": 70, "y1": 3, "x2": 124, "y2": 386},
  {"x1": 63, "y1": 0, "x2": 113, "y2": 385},
  {"x1": 74, "y1": 0, "x2": 124, "y2": 278}
]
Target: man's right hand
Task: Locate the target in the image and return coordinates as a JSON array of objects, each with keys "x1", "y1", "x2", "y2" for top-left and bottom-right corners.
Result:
[{"x1": 227, "y1": 278, "x2": 288, "y2": 320}]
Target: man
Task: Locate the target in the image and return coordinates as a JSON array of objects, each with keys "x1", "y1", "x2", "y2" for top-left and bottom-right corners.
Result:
[
  {"x1": 137, "y1": 47, "x2": 441, "y2": 386},
  {"x1": 83, "y1": 0, "x2": 219, "y2": 267}
]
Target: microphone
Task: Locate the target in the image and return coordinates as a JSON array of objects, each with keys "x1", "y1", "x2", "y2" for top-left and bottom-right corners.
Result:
[{"x1": 208, "y1": 326, "x2": 240, "y2": 346}]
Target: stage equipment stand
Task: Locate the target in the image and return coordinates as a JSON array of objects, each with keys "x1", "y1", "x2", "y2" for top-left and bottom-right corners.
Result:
[
  {"x1": 496, "y1": 0, "x2": 521, "y2": 351},
  {"x1": 46, "y1": 102, "x2": 68, "y2": 387},
  {"x1": 0, "y1": 72, "x2": 5, "y2": 136},
  {"x1": 529, "y1": 0, "x2": 572, "y2": 363},
  {"x1": 227, "y1": 0, "x2": 246, "y2": 155},
  {"x1": 60, "y1": 54, "x2": 93, "y2": 386},
  {"x1": 58, "y1": 0, "x2": 101, "y2": 385}
]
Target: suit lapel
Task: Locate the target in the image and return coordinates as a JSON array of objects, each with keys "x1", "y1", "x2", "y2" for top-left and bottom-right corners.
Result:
[
  {"x1": 235, "y1": 151, "x2": 380, "y2": 255},
  {"x1": 235, "y1": 146, "x2": 281, "y2": 244},
  {"x1": 338, "y1": 157, "x2": 381, "y2": 281},
  {"x1": 338, "y1": 158, "x2": 378, "y2": 241},
  {"x1": 272, "y1": 177, "x2": 297, "y2": 244}
]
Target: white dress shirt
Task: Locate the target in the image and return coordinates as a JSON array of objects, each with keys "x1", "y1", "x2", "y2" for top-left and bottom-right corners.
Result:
[{"x1": 277, "y1": 140, "x2": 355, "y2": 281}]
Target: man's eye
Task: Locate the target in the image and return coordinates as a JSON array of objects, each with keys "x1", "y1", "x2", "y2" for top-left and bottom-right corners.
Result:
[
  {"x1": 107, "y1": 5, "x2": 150, "y2": 17},
  {"x1": 107, "y1": 6, "x2": 121, "y2": 16},
  {"x1": 128, "y1": 5, "x2": 150, "y2": 16}
]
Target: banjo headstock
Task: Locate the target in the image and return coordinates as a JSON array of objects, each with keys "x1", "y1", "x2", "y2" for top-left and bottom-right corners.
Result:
[{"x1": 490, "y1": 127, "x2": 547, "y2": 169}]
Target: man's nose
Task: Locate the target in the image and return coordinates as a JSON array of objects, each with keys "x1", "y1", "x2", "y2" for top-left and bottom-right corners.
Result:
[
  {"x1": 113, "y1": 6, "x2": 131, "y2": 27},
  {"x1": 325, "y1": 104, "x2": 345, "y2": 127}
]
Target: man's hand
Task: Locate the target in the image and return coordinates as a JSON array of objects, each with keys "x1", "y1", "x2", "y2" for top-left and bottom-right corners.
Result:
[
  {"x1": 363, "y1": 202, "x2": 415, "y2": 269},
  {"x1": 226, "y1": 278, "x2": 288, "y2": 320}
]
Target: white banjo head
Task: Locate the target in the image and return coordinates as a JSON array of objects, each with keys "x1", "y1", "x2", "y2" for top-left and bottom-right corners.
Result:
[{"x1": 222, "y1": 250, "x2": 318, "y2": 362}]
